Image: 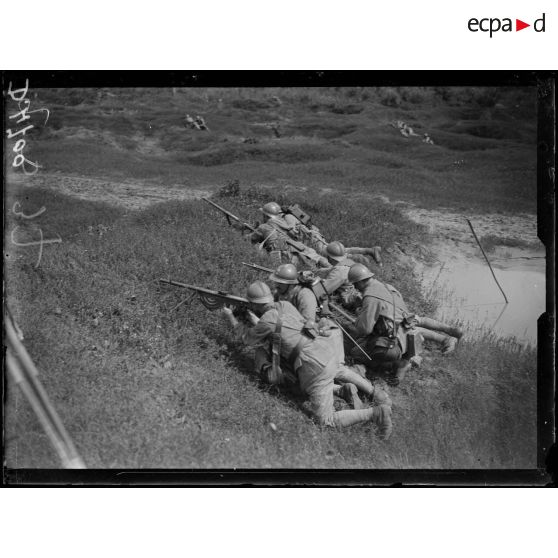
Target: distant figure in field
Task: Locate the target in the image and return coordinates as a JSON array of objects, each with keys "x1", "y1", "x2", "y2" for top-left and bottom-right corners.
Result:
[
  {"x1": 195, "y1": 115, "x2": 209, "y2": 131},
  {"x1": 394, "y1": 120, "x2": 419, "y2": 138},
  {"x1": 423, "y1": 133, "x2": 434, "y2": 145},
  {"x1": 184, "y1": 114, "x2": 200, "y2": 130}
]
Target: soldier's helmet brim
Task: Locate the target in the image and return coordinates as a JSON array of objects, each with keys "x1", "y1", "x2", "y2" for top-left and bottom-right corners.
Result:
[
  {"x1": 269, "y1": 272, "x2": 298, "y2": 285},
  {"x1": 328, "y1": 254, "x2": 345, "y2": 262}
]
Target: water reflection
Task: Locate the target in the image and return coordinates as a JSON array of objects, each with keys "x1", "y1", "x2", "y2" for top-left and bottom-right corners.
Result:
[{"x1": 423, "y1": 255, "x2": 545, "y2": 345}]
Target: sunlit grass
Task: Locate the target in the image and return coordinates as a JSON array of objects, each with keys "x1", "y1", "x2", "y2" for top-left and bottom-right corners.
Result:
[{"x1": 5, "y1": 183, "x2": 537, "y2": 468}]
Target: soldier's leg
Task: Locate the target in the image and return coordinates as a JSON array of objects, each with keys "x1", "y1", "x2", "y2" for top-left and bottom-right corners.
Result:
[
  {"x1": 302, "y1": 361, "x2": 393, "y2": 438},
  {"x1": 349, "y1": 337, "x2": 410, "y2": 385},
  {"x1": 333, "y1": 406, "x2": 393, "y2": 439},
  {"x1": 254, "y1": 347, "x2": 270, "y2": 376},
  {"x1": 335, "y1": 383, "x2": 363, "y2": 409},
  {"x1": 416, "y1": 326, "x2": 458, "y2": 355},
  {"x1": 346, "y1": 246, "x2": 382, "y2": 265},
  {"x1": 417, "y1": 316, "x2": 463, "y2": 339},
  {"x1": 334, "y1": 364, "x2": 391, "y2": 406}
]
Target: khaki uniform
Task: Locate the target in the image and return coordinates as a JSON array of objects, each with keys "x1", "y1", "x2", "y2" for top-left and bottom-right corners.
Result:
[
  {"x1": 236, "y1": 301, "x2": 378, "y2": 427},
  {"x1": 353, "y1": 278, "x2": 409, "y2": 359},
  {"x1": 282, "y1": 213, "x2": 329, "y2": 255},
  {"x1": 250, "y1": 217, "x2": 324, "y2": 267},
  {"x1": 277, "y1": 284, "x2": 318, "y2": 321},
  {"x1": 319, "y1": 257, "x2": 356, "y2": 295}
]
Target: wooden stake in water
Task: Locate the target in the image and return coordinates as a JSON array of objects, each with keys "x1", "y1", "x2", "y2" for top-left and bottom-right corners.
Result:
[{"x1": 466, "y1": 218, "x2": 509, "y2": 304}]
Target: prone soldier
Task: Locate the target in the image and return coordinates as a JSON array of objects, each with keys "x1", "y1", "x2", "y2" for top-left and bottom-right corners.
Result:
[
  {"x1": 265, "y1": 201, "x2": 383, "y2": 266},
  {"x1": 268, "y1": 264, "x2": 391, "y2": 409},
  {"x1": 248, "y1": 202, "x2": 327, "y2": 267},
  {"x1": 221, "y1": 281, "x2": 393, "y2": 438}
]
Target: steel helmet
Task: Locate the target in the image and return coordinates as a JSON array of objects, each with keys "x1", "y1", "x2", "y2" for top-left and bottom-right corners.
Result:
[
  {"x1": 260, "y1": 202, "x2": 282, "y2": 218},
  {"x1": 348, "y1": 263, "x2": 374, "y2": 284},
  {"x1": 269, "y1": 263, "x2": 298, "y2": 284},
  {"x1": 326, "y1": 241, "x2": 346, "y2": 262},
  {"x1": 246, "y1": 281, "x2": 274, "y2": 304}
]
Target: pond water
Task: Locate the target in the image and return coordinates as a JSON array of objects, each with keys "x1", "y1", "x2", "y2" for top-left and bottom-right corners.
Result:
[{"x1": 422, "y1": 253, "x2": 545, "y2": 346}]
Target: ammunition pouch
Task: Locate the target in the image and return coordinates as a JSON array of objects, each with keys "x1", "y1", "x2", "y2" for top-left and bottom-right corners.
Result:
[
  {"x1": 405, "y1": 329, "x2": 423, "y2": 359},
  {"x1": 370, "y1": 335, "x2": 402, "y2": 362},
  {"x1": 373, "y1": 316, "x2": 396, "y2": 338}
]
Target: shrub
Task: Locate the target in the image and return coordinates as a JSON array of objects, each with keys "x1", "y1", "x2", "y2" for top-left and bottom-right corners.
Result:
[{"x1": 378, "y1": 87, "x2": 402, "y2": 107}]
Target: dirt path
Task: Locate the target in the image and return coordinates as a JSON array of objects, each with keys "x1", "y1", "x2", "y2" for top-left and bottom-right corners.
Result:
[
  {"x1": 403, "y1": 206, "x2": 543, "y2": 263},
  {"x1": 7, "y1": 171, "x2": 213, "y2": 211},
  {"x1": 7, "y1": 171, "x2": 543, "y2": 263}
]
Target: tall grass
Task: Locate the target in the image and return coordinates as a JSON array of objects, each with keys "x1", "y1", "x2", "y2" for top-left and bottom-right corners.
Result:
[{"x1": 5, "y1": 185, "x2": 537, "y2": 468}]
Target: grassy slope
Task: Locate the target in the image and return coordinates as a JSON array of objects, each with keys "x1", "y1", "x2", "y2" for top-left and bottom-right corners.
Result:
[
  {"x1": 26, "y1": 86, "x2": 537, "y2": 212},
  {"x1": 5, "y1": 86, "x2": 538, "y2": 468}
]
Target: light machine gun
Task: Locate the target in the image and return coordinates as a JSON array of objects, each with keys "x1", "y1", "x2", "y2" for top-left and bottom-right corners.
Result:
[{"x1": 158, "y1": 279, "x2": 251, "y2": 321}]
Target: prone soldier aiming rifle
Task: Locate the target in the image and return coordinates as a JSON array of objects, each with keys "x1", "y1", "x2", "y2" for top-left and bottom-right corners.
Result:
[
  {"x1": 158, "y1": 279, "x2": 254, "y2": 323},
  {"x1": 202, "y1": 197, "x2": 327, "y2": 267}
]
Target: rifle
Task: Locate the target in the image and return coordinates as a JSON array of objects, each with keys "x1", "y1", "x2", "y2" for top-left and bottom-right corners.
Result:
[
  {"x1": 242, "y1": 261, "x2": 273, "y2": 273},
  {"x1": 204, "y1": 198, "x2": 322, "y2": 264},
  {"x1": 202, "y1": 197, "x2": 256, "y2": 233},
  {"x1": 159, "y1": 279, "x2": 250, "y2": 319},
  {"x1": 241, "y1": 263, "x2": 371, "y2": 361}
]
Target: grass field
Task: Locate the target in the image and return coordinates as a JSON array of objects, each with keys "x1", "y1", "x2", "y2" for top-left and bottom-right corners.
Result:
[{"x1": 4, "y1": 86, "x2": 539, "y2": 469}]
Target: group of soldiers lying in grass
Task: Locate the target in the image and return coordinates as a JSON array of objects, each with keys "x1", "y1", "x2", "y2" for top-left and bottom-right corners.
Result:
[{"x1": 204, "y1": 199, "x2": 463, "y2": 440}]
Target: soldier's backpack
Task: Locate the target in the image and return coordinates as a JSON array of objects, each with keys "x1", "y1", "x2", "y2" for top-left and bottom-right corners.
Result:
[
  {"x1": 297, "y1": 271, "x2": 329, "y2": 307},
  {"x1": 283, "y1": 204, "x2": 312, "y2": 226}
]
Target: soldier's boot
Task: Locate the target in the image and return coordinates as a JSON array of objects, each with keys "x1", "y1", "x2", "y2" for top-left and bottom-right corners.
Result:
[
  {"x1": 369, "y1": 246, "x2": 383, "y2": 265},
  {"x1": 418, "y1": 317, "x2": 463, "y2": 339},
  {"x1": 333, "y1": 405, "x2": 393, "y2": 440},
  {"x1": 389, "y1": 359, "x2": 411, "y2": 386},
  {"x1": 418, "y1": 328, "x2": 459, "y2": 355},
  {"x1": 339, "y1": 383, "x2": 363, "y2": 410},
  {"x1": 370, "y1": 385, "x2": 392, "y2": 407},
  {"x1": 371, "y1": 405, "x2": 393, "y2": 440},
  {"x1": 335, "y1": 364, "x2": 391, "y2": 406},
  {"x1": 441, "y1": 337, "x2": 458, "y2": 355}
]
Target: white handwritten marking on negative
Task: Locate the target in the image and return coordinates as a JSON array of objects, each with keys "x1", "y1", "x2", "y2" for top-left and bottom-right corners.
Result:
[
  {"x1": 12, "y1": 201, "x2": 47, "y2": 220},
  {"x1": 6, "y1": 79, "x2": 47, "y2": 176}
]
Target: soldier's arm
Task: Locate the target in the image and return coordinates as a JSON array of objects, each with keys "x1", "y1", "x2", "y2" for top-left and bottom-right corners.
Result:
[
  {"x1": 235, "y1": 309, "x2": 275, "y2": 346},
  {"x1": 354, "y1": 296, "x2": 382, "y2": 337},
  {"x1": 297, "y1": 289, "x2": 319, "y2": 321},
  {"x1": 248, "y1": 226, "x2": 266, "y2": 244},
  {"x1": 321, "y1": 266, "x2": 346, "y2": 295}
]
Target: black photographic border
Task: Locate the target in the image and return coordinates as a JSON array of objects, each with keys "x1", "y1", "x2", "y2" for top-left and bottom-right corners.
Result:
[{"x1": 2, "y1": 70, "x2": 555, "y2": 486}]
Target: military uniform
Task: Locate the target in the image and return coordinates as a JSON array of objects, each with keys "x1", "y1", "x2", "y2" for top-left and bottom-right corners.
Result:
[
  {"x1": 351, "y1": 278, "x2": 409, "y2": 363},
  {"x1": 277, "y1": 284, "x2": 318, "y2": 321},
  {"x1": 280, "y1": 212, "x2": 329, "y2": 255},
  {"x1": 250, "y1": 217, "x2": 325, "y2": 267},
  {"x1": 319, "y1": 257, "x2": 356, "y2": 295},
  {"x1": 235, "y1": 301, "x2": 390, "y2": 430}
]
